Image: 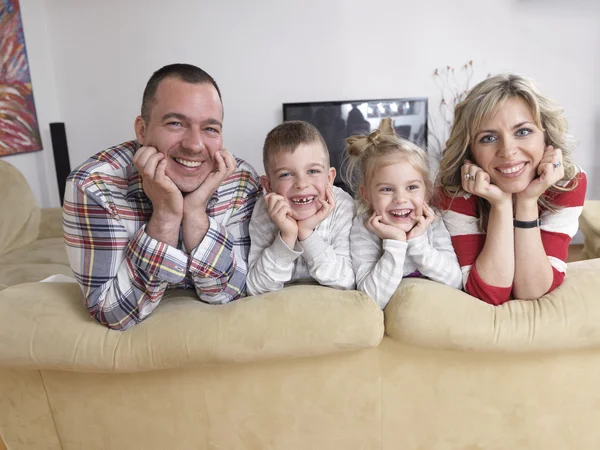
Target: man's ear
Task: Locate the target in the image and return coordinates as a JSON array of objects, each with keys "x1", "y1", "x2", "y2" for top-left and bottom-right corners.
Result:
[
  {"x1": 260, "y1": 175, "x2": 272, "y2": 193},
  {"x1": 328, "y1": 167, "x2": 336, "y2": 186},
  {"x1": 134, "y1": 116, "x2": 147, "y2": 145}
]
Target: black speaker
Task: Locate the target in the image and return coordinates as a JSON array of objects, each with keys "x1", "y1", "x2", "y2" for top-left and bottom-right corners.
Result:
[{"x1": 50, "y1": 122, "x2": 72, "y2": 205}]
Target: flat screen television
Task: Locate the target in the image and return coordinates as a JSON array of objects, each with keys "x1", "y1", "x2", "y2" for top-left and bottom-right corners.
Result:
[{"x1": 282, "y1": 97, "x2": 428, "y2": 193}]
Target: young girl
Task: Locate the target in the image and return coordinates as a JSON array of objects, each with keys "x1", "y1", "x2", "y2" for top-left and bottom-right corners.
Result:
[{"x1": 345, "y1": 118, "x2": 462, "y2": 309}]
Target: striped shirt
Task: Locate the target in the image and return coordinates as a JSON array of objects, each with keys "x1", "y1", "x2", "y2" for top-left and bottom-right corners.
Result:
[
  {"x1": 246, "y1": 185, "x2": 356, "y2": 295},
  {"x1": 437, "y1": 171, "x2": 587, "y2": 305},
  {"x1": 351, "y1": 209, "x2": 463, "y2": 309},
  {"x1": 63, "y1": 140, "x2": 260, "y2": 330}
]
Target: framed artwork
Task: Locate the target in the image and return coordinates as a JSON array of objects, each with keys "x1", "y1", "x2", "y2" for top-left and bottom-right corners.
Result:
[{"x1": 0, "y1": 0, "x2": 41, "y2": 156}]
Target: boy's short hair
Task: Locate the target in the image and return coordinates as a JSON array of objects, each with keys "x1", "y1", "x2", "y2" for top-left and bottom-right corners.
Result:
[{"x1": 263, "y1": 121, "x2": 329, "y2": 174}]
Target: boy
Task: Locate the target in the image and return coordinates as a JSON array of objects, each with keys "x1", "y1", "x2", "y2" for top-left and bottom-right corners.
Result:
[{"x1": 247, "y1": 121, "x2": 355, "y2": 295}]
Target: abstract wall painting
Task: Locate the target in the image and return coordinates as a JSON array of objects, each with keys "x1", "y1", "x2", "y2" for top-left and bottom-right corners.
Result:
[{"x1": 0, "y1": 0, "x2": 41, "y2": 156}]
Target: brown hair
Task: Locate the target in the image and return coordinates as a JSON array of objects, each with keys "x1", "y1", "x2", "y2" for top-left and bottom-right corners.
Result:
[
  {"x1": 263, "y1": 120, "x2": 329, "y2": 174},
  {"x1": 344, "y1": 118, "x2": 431, "y2": 215},
  {"x1": 437, "y1": 73, "x2": 578, "y2": 221}
]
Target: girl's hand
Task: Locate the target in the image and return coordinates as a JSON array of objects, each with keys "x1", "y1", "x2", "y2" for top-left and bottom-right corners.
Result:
[
  {"x1": 461, "y1": 160, "x2": 511, "y2": 207},
  {"x1": 407, "y1": 203, "x2": 435, "y2": 240},
  {"x1": 365, "y1": 212, "x2": 406, "y2": 242}
]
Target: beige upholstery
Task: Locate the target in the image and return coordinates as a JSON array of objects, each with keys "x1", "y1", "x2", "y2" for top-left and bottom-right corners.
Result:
[
  {"x1": 580, "y1": 200, "x2": 600, "y2": 260},
  {"x1": 385, "y1": 258, "x2": 600, "y2": 352},
  {"x1": 0, "y1": 160, "x2": 40, "y2": 256},
  {"x1": 3, "y1": 160, "x2": 600, "y2": 449},
  {"x1": 0, "y1": 283, "x2": 383, "y2": 372},
  {"x1": 0, "y1": 161, "x2": 71, "y2": 288}
]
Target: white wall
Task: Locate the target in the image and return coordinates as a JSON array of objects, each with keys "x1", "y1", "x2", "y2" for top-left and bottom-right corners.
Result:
[
  {"x1": 4, "y1": 0, "x2": 63, "y2": 207},
  {"x1": 19, "y1": 0, "x2": 600, "y2": 207}
]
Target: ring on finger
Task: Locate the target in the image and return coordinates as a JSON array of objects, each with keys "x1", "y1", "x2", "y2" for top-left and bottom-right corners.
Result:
[
  {"x1": 464, "y1": 173, "x2": 475, "y2": 181},
  {"x1": 553, "y1": 162, "x2": 561, "y2": 168}
]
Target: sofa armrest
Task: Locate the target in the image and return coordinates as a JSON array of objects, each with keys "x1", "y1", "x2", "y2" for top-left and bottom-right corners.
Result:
[
  {"x1": 37, "y1": 207, "x2": 64, "y2": 240},
  {"x1": 384, "y1": 258, "x2": 600, "y2": 352},
  {"x1": 580, "y1": 200, "x2": 600, "y2": 260},
  {"x1": 0, "y1": 283, "x2": 383, "y2": 373}
]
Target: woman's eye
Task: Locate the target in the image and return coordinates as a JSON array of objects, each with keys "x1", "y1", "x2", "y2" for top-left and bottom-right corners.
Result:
[
  {"x1": 515, "y1": 128, "x2": 532, "y2": 137},
  {"x1": 479, "y1": 134, "x2": 497, "y2": 143}
]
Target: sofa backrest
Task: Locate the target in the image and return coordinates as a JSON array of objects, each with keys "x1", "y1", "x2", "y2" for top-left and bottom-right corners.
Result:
[{"x1": 0, "y1": 160, "x2": 41, "y2": 256}]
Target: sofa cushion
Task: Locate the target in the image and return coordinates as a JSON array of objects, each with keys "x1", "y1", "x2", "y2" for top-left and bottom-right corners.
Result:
[
  {"x1": 0, "y1": 237, "x2": 69, "y2": 266},
  {"x1": 384, "y1": 258, "x2": 600, "y2": 352},
  {"x1": 0, "y1": 161, "x2": 41, "y2": 256},
  {"x1": 0, "y1": 263, "x2": 75, "y2": 288},
  {"x1": 0, "y1": 283, "x2": 383, "y2": 372}
]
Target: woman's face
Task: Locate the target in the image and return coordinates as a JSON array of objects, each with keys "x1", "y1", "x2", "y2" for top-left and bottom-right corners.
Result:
[{"x1": 470, "y1": 97, "x2": 546, "y2": 194}]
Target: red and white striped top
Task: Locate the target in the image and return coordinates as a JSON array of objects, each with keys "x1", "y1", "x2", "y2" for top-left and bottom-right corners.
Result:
[{"x1": 437, "y1": 171, "x2": 587, "y2": 305}]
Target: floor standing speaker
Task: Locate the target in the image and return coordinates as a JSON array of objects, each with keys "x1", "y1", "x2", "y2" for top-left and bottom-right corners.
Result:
[{"x1": 49, "y1": 122, "x2": 72, "y2": 205}]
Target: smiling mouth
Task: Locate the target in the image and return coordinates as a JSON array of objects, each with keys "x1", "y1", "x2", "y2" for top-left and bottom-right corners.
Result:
[
  {"x1": 174, "y1": 157, "x2": 203, "y2": 168},
  {"x1": 389, "y1": 209, "x2": 412, "y2": 219},
  {"x1": 290, "y1": 196, "x2": 316, "y2": 205},
  {"x1": 497, "y1": 163, "x2": 526, "y2": 175}
]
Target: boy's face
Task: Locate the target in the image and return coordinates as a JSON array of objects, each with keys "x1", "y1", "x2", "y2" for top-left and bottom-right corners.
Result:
[{"x1": 261, "y1": 142, "x2": 336, "y2": 221}]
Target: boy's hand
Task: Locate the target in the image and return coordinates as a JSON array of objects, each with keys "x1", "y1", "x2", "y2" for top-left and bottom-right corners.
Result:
[
  {"x1": 365, "y1": 212, "x2": 407, "y2": 241},
  {"x1": 297, "y1": 186, "x2": 335, "y2": 241},
  {"x1": 407, "y1": 203, "x2": 435, "y2": 240},
  {"x1": 265, "y1": 193, "x2": 298, "y2": 248}
]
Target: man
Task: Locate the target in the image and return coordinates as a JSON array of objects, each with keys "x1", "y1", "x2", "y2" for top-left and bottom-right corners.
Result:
[{"x1": 63, "y1": 64, "x2": 260, "y2": 330}]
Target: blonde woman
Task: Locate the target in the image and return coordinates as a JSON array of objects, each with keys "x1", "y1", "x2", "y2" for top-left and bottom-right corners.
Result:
[
  {"x1": 436, "y1": 74, "x2": 587, "y2": 305},
  {"x1": 346, "y1": 118, "x2": 462, "y2": 309}
]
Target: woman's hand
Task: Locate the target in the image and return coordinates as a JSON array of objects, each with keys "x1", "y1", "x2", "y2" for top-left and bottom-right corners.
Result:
[
  {"x1": 518, "y1": 146, "x2": 564, "y2": 202},
  {"x1": 461, "y1": 160, "x2": 511, "y2": 207}
]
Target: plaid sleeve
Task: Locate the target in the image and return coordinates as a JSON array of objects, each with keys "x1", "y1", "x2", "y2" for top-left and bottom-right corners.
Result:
[
  {"x1": 188, "y1": 169, "x2": 260, "y2": 303},
  {"x1": 63, "y1": 177, "x2": 188, "y2": 330}
]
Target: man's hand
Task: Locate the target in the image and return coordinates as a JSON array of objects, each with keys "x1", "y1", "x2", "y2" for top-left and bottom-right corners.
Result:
[
  {"x1": 461, "y1": 160, "x2": 511, "y2": 207},
  {"x1": 182, "y1": 149, "x2": 237, "y2": 252},
  {"x1": 407, "y1": 203, "x2": 435, "y2": 240},
  {"x1": 365, "y1": 212, "x2": 407, "y2": 241},
  {"x1": 133, "y1": 146, "x2": 183, "y2": 220},
  {"x1": 518, "y1": 145, "x2": 564, "y2": 203},
  {"x1": 265, "y1": 193, "x2": 298, "y2": 248},
  {"x1": 297, "y1": 186, "x2": 336, "y2": 241},
  {"x1": 133, "y1": 146, "x2": 182, "y2": 247}
]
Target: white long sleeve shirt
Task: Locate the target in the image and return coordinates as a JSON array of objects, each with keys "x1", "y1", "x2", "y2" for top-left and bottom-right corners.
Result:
[
  {"x1": 351, "y1": 210, "x2": 462, "y2": 309},
  {"x1": 247, "y1": 186, "x2": 356, "y2": 295}
]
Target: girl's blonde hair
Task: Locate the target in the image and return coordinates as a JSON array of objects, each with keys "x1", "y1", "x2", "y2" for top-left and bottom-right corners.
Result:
[
  {"x1": 344, "y1": 117, "x2": 431, "y2": 215},
  {"x1": 437, "y1": 73, "x2": 579, "y2": 219}
]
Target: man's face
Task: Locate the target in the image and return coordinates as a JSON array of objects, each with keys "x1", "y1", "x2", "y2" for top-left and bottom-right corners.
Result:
[
  {"x1": 261, "y1": 142, "x2": 335, "y2": 221},
  {"x1": 134, "y1": 77, "x2": 223, "y2": 193}
]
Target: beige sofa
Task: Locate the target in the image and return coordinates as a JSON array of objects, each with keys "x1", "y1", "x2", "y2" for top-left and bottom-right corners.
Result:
[
  {"x1": 2, "y1": 159, "x2": 600, "y2": 450},
  {"x1": 0, "y1": 161, "x2": 73, "y2": 291}
]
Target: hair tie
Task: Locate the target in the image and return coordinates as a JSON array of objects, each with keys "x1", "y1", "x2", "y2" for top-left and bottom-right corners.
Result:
[{"x1": 368, "y1": 129, "x2": 380, "y2": 144}]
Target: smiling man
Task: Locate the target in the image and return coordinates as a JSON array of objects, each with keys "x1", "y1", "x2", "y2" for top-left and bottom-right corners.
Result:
[{"x1": 63, "y1": 64, "x2": 260, "y2": 330}]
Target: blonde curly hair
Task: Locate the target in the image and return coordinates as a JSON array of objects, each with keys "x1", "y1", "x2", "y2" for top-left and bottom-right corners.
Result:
[
  {"x1": 344, "y1": 117, "x2": 431, "y2": 215},
  {"x1": 436, "y1": 73, "x2": 579, "y2": 219}
]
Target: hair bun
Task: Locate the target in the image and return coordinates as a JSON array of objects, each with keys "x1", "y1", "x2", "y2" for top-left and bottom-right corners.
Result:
[{"x1": 378, "y1": 117, "x2": 395, "y2": 136}]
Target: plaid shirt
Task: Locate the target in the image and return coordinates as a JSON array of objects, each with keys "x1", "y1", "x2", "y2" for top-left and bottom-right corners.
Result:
[{"x1": 63, "y1": 140, "x2": 260, "y2": 330}]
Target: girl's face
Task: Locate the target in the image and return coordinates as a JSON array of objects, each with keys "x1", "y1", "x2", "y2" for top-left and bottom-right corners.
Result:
[
  {"x1": 470, "y1": 97, "x2": 546, "y2": 194},
  {"x1": 360, "y1": 158, "x2": 427, "y2": 233}
]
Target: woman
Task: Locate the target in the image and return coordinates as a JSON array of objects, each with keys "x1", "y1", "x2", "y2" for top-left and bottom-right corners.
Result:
[{"x1": 436, "y1": 73, "x2": 587, "y2": 305}]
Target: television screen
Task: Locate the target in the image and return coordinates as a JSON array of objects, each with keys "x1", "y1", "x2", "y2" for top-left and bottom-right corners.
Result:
[{"x1": 283, "y1": 98, "x2": 428, "y2": 193}]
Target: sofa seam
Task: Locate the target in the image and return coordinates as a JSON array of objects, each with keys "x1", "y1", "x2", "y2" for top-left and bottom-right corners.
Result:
[{"x1": 38, "y1": 370, "x2": 65, "y2": 450}]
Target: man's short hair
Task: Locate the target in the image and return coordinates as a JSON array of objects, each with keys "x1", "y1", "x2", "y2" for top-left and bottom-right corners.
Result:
[
  {"x1": 141, "y1": 63, "x2": 222, "y2": 122},
  {"x1": 263, "y1": 121, "x2": 329, "y2": 174}
]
